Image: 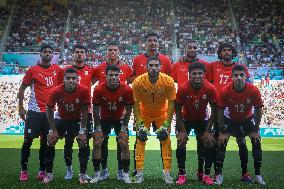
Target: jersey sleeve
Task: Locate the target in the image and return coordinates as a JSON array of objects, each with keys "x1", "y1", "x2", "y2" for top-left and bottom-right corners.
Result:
[
  {"x1": 124, "y1": 65, "x2": 133, "y2": 78},
  {"x1": 170, "y1": 63, "x2": 178, "y2": 82},
  {"x1": 209, "y1": 84, "x2": 218, "y2": 104},
  {"x1": 93, "y1": 66, "x2": 99, "y2": 80},
  {"x1": 92, "y1": 86, "x2": 102, "y2": 105},
  {"x1": 166, "y1": 78, "x2": 176, "y2": 101},
  {"x1": 207, "y1": 63, "x2": 213, "y2": 82},
  {"x1": 132, "y1": 80, "x2": 141, "y2": 102},
  {"x1": 217, "y1": 89, "x2": 227, "y2": 108},
  {"x1": 175, "y1": 87, "x2": 184, "y2": 104},
  {"x1": 81, "y1": 87, "x2": 91, "y2": 105},
  {"x1": 164, "y1": 57, "x2": 173, "y2": 75},
  {"x1": 22, "y1": 67, "x2": 33, "y2": 86},
  {"x1": 124, "y1": 85, "x2": 134, "y2": 105},
  {"x1": 132, "y1": 57, "x2": 138, "y2": 75},
  {"x1": 57, "y1": 68, "x2": 64, "y2": 84},
  {"x1": 46, "y1": 89, "x2": 57, "y2": 108}
]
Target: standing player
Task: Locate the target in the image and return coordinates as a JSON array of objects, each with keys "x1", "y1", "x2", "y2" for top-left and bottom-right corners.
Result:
[
  {"x1": 171, "y1": 40, "x2": 210, "y2": 87},
  {"x1": 94, "y1": 42, "x2": 133, "y2": 84},
  {"x1": 18, "y1": 45, "x2": 61, "y2": 181},
  {"x1": 216, "y1": 65, "x2": 266, "y2": 185},
  {"x1": 132, "y1": 32, "x2": 172, "y2": 79},
  {"x1": 90, "y1": 64, "x2": 133, "y2": 184},
  {"x1": 131, "y1": 32, "x2": 172, "y2": 176},
  {"x1": 58, "y1": 45, "x2": 95, "y2": 180},
  {"x1": 132, "y1": 57, "x2": 176, "y2": 184},
  {"x1": 209, "y1": 42, "x2": 252, "y2": 182},
  {"x1": 44, "y1": 68, "x2": 90, "y2": 184},
  {"x1": 93, "y1": 42, "x2": 133, "y2": 181},
  {"x1": 175, "y1": 62, "x2": 217, "y2": 185}
]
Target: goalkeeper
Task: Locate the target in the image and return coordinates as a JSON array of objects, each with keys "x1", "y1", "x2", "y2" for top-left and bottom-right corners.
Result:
[{"x1": 132, "y1": 57, "x2": 176, "y2": 184}]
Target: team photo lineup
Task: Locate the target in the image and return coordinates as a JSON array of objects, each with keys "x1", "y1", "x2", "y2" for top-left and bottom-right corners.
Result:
[{"x1": 0, "y1": 0, "x2": 283, "y2": 188}]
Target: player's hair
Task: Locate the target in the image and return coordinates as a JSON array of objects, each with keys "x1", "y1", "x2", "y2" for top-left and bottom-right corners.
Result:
[
  {"x1": 217, "y1": 42, "x2": 238, "y2": 60},
  {"x1": 107, "y1": 41, "x2": 119, "y2": 47},
  {"x1": 186, "y1": 39, "x2": 198, "y2": 46},
  {"x1": 40, "y1": 44, "x2": 54, "y2": 53},
  {"x1": 106, "y1": 64, "x2": 120, "y2": 74},
  {"x1": 145, "y1": 32, "x2": 159, "y2": 40},
  {"x1": 64, "y1": 67, "x2": 77, "y2": 75},
  {"x1": 72, "y1": 44, "x2": 87, "y2": 53},
  {"x1": 188, "y1": 62, "x2": 206, "y2": 73},
  {"x1": 232, "y1": 64, "x2": 245, "y2": 73},
  {"x1": 146, "y1": 56, "x2": 160, "y2": 65}
]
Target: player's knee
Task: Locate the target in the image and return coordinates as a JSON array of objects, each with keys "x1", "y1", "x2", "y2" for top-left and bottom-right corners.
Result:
[{"x1": 77, "y1": 139, "x2": 86, "y2": 148}]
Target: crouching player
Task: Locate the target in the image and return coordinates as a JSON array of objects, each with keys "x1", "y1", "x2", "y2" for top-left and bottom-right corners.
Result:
[
  {"x1": 175, "y1": 62, "x2": 217, "y2": 185},
  {"x1": 215, "y1": 65, "x2": 266, "y2": 185},
  {"x1": 44, "y1": 68, "x2": 91, "y2": 184},
  {"x1": 90, "y1": 64, "x2": 133, "y2": 184}
]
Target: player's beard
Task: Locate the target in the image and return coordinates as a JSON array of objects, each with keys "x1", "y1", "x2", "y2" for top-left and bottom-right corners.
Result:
[
  {"x1": 222, "y1": 54, "x2": 232, "y2": 62},
  {"x1": 186, "y1": 52, "x2": 196, "y2": 60},
  {"x1": 42, "y1": 55, "x2": 52, "y2": 63},
  {"x1": 65, "y1": 83, "x2": 76, "y2": 93},
  {"x1": 234, "y1": 80, "x2": 245, "y2": 91}
]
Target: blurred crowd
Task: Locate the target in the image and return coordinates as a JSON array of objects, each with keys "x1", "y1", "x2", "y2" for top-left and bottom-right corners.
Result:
[
  {"x1": 0, "y1": 76, "x2": 29, "y2": 127},
  {"x1": 0, "y1": 7, "x2": 9, "y2": 40},
  {"x1": 0, "y1": 0, "x2": 282, "y2": 67}
]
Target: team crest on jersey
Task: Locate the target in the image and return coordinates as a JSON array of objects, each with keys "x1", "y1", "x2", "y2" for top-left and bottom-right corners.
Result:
[
  {"x1": 246, "y1": 98, "x2": 251, "y2": 104},
  {"x1": 76, "y1": 99, "x2": 80, "y2": 103},
  {"x1": 119, "y1": 97, "x2": 123, "y2": 102},
  {"x1": 53, "y1": 71, "x2": 57, "y2": 76},
  {"x1": 84, "y1": 71, "x2": 88, "y2": 75},
  {"x1": 203, "y1": 95, "x2": 207, "y2": 99}
]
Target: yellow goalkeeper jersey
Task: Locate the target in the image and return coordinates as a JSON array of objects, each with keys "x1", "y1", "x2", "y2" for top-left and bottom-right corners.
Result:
[{"x1": 132, "y1": 72, "x2": 176, "y2": 117}]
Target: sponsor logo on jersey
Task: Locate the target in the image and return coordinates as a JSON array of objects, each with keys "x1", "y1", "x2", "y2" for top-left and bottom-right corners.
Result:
[{"x1": 76, "y1": 99, "x2": 80, "y2": 103}]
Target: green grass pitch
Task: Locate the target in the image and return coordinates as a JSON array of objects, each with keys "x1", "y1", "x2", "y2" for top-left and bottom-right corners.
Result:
[{"x1": 0, "y1": 135, "x2": 284, "y2": 189}]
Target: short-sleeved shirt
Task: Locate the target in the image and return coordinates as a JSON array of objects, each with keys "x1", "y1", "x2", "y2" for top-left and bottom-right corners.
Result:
[
  {"x1": 47, "y1": 84, "x2": 91, "y2": 120},
  {"x1": 132, "y1": 73, "x2": 176, "y2": 117},
  {"x1": 176, "y1": 80, "x2": 218, "y2": 122},
  {"x1": 217, "y1": 82, "x2": 263, "y2": 122},
  {"x1": 171, "y1": 59, "x2": 210, "y2": 87},
  {"x1": 92, "y1": 82, "x2": 134, "y2": 120},
  {"x1": 209, "y1": 61, "x2": 250, "y2": 94},
  {"x1": 94, "y1": 61, "x2": 133, "y2": 84},
  {"x1": 132, "y1": 53, "x2": 172, "y2": 77},
  {"x1": 22, "y1": 64, "x2": 61, "y2": 112}
]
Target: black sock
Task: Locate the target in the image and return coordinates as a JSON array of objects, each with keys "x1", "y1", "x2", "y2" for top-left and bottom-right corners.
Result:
[{"x1": 20, "y1": 138, "x2": 33, "y2": 171}]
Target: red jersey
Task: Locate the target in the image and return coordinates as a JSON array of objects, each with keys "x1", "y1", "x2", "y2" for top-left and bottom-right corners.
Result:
[
  {"x1": 92, "y1": 82, "x2": 134, "y2": 120},
  {"x1": 171, "y1": 59, "x2": 210, "y2": 87},
  {"x1": 47, "y1": 84, "x2": 91, "y2": 120},
  {"x1": 209, "y1": 61, "x2": 250, "y2": 94},
  {"x1": 217, "y1": 82, "x2": 263, "y2": 122},
  {"x1": 176, "y1": 80, "x2": 218, "y2": 122},
  {"x1": 132, "y1": 53, "x2": 172, "y2": 76},
  {"x1": 58, "y1": 65, "x2": 95, "y2": 95},
  {"x1": 22, "y1": 64, "x2": 61, "y2": 112},
  {"x1": 94, "y1": 61, "x2": 132, "y2": 84}
]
